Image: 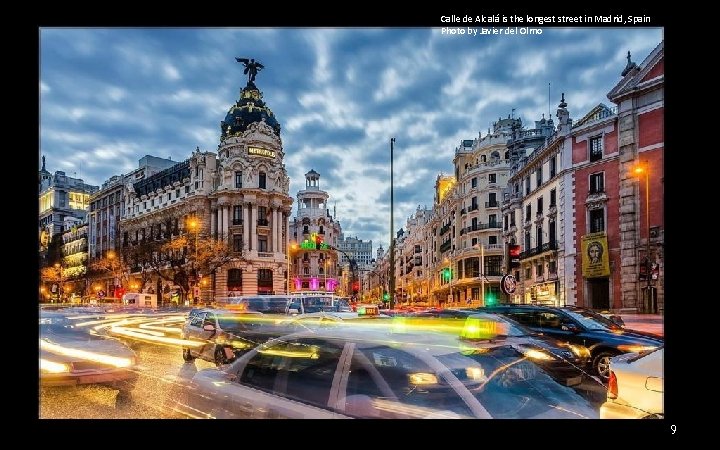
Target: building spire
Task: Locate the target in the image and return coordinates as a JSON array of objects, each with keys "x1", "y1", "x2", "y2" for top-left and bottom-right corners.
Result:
[{"x1": 621, "y1": 50, "x2": 639, "y2": 76}]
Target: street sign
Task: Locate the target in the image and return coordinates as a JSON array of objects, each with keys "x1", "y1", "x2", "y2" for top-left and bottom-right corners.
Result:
[{"x1": 500, "y1": 275, "x2": 517, "y2": 295}]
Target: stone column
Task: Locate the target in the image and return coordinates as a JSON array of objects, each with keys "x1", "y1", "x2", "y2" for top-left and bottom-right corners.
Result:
[
  {"x1": 250, "y1": 204, "x2": 257, "y2": 251},
  {"x1": 210, "y1": 208, "x2": 216, "y2": 239},
  {"x1": 224, "y1": 206, "x2": 230, "y2": 241},
  {"x1": 271, "y1": 208, "x2": 278, "y2": 252},
  {"x1": 243, "y1": 203, "x2": 250, "y2": 250}
]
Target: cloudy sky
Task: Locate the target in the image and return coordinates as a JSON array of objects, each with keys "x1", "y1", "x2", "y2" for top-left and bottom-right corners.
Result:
[{"x1": 40, "y1": 27, "x2": 662, "y2": 250}]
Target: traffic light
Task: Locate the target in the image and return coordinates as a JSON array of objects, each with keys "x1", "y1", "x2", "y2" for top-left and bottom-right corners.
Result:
[
  {"x1": 507, "y1": 244, "x2": 521, "y2": 272},
  {"x1": 639, "y1": 257, "x2": 648, "y2": 281},
  {"x1": 352, "y1": 280, "x2": 360, "y2": 294},
  {"x1": 442, "y1": 267, "x2": 452, "y2": 282},
  {"x1": 382, "y1": 292, "x2": 390, "y2": 302},
  {"x1": 485, "y1": 291, "x2": 497, "y2": 306}
]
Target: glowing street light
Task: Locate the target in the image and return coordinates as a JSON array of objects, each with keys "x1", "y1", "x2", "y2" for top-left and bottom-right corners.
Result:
[
  {"x1": 287, "y1": 242, "x2": 297, "y2": 294},
  {"x1": 188, "y1": 218, "x2": 199, "y2": 302},
  {"x1": 633, "y1": 161, "x2": 654, "y2": 313}
]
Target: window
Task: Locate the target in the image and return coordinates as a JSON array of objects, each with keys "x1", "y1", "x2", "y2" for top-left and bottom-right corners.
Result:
[
  {"x1": 510, "y1": 211, "x2": 516, "y2": 226},
  {"x1": 590, "y1": 172, "x2": 604, "y2": 194},
  {"x1": 550, "y1": 189, "x2": 556, "y2": 207},
  {"x1": 488, "y1": 192, "x2": 497, "y2": 207},
  {"x1": 176, "y1": 189, "x2": 181, "y2": 198},
  {"x1": 257, "y1": 269, "x2": 273, "y2": 289},
  {"x1": 590, "y1": 208, "x2": 605, "y2": 233},
  {"x1": 259, "y1": 171, "x2": 266, "y2": 189},
  {"x1": 303, "y1": 267, "x2": 310, "y2": 276},
  {"x1": 233, "y1": 234, "x2": 243, "y2": 252},
  {"x1": 235, "y1": 171, "x2": 242, "y2": 188},
  {"x1": 549, "y1": 219, "x2": 556, "y2": 245},
  {"x1": 549, "y1": 156, "x2": 557, "y2": 178},
  {"x1": 524, "y1": 231, "x2": 531, "y2": 252},
  {"x1": 536, "y1": 167, "x2": 542, "y2": 188},
  {"x1": 489, "y1": 235, "x2": 498, "y2": 245},
  {"x1": 537, "y1": 197, "x2": 543, "y2": 214},
  {"x1": 525, "y1": 177, "x2": 531, "y2": 195},
  {"x1": 471, "y1": 237, "x2": 478, "y2": 246},
  {"x1": 488, "y1": 173, "x2": 496, "y2": 184},
  {"x1": 239, "y1": 338, "x2": 342, "y2": 409},
  {"x1": 258, "y1": 236, "x2": 268, "y2": 252},
  {"x1": 525, "y1": 205, "x2": 531, "y2": 222},
  {"x1": 525, "y1": 267, "x2": 531, "y2": 280},
  {"x1": 536, "y1": 263, "x2": 544, "y2": 277},
  {"x1": 536, "y1": 226, "x2": 543, "y2": 249},
  {"x1": 185, "y1": 186, "x2": 190, "y2": 193},
  {"x1": 227, "y1": 269, "x2": 242, "y2": 289},
  {"x1": 233, "y1": 205, "x2": 242, "y2": 225},
  {"x1": 471, "y1": 177, "x2": 477, "y2": 188},
  {"x1": 589, "y1": 136, "x2": 603, "y2": 162},
  {"x1": 257, "y1": 206, "x2": 268, "y2": 226},
  {"x1": 549, "y1": 260, "x2": 557, "y2": 275},
  {"x1": 504, "y1": 215, "x2": 509, "y2": 231},
  {"x1": 471, "y1": 197, "x2": 478, "y2": 209},
  {"x1": 488, "y1": 214, "x2": 497, "y2": 227}
]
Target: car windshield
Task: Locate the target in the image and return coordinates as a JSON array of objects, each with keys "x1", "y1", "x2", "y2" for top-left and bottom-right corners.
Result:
[
  {"x1": 562, "y1": 309, "x2": 621, "y2": 330},
  {"x1": 218, "y1": 315, "x2": 264, "y2": 333},
  {"x1": 469, "y1": 313, "x2": 528, "y2": 337},
  {"x1": 434, "y1": 346, "x2": 597, "y2": 419}
]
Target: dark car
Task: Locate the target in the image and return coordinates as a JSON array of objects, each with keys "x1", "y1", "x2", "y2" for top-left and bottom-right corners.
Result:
[
  {"x1": 475, "y1": 305, "x2": 663, "y2": 381},
  {"x1": 399, "y1": 309, "x2": 592, "y2": 386}
]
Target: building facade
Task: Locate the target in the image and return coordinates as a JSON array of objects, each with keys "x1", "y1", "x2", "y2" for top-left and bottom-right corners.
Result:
[
  {"x1": 39, "y1": 156, "x2": 98, "y2": 262},
  {"x1": 288, "y1": 170, "x2": 342, "y2": 294}
]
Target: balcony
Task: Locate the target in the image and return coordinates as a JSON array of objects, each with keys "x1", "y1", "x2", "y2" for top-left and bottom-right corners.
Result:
[
  {"x1": 439, "y1": 241, "x2": 452, "y2": 253},
  {"x1": 485, "y1": 201, "x2": 499, "y2": 208},
  {"x1": 439, "y1": 224, "x2": 451, "y2": 236},
  {"x1": 257, "y1": 219, "x2": 269, "y2": 226},
  {"x1": 460, "y1": 208, "x2": 466, "y2": 216},
  {"x1": 232, "y1": 219, "x2": 243, "y2": 225},
  {"x1": 468, "y1": 205, "x2": 479, "y2": 212},
  {"x1": 258, "y1": 252, "x2": 273, "y2": 258}
]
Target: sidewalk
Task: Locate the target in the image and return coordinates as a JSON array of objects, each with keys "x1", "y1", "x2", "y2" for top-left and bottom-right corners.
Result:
[{"x1": 620, "y1": 313, "x2": 664, "y2": 337}]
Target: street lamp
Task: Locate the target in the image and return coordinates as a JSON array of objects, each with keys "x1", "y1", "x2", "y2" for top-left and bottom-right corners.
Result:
[
  {"x1": 389, "y1": 137, "x2": 396, "y2": 310},
  {"x1": 287, "y1": 242, "x2": 297, "y2": 294},
  {"x1": 107, "y1": 250, "x2": 118, "y2": 297},
  {"x1": 54, "y1": 262, "x2": 64, "y2": 303},
  {"x1": 633, "y1": 161, "x2": 653, "y2": 313},
  {"x1": 188, "y1": 218, "x2": 199, "y2": 302}
]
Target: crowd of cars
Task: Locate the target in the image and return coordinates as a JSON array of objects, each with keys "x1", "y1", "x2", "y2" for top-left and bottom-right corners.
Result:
[{"x1": 40, "y1": 300, "x2": 664, "y2": 419}]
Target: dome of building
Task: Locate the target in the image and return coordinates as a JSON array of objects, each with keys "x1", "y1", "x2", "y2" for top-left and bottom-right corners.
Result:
[{"x1": 220, "y1": 81, "x2": 281, "y2": 139}]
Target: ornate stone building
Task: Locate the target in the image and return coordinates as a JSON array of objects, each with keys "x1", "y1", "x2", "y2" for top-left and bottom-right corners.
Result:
[{"x1": 288, "y1": 170, "x2": 342, "y2": 293}]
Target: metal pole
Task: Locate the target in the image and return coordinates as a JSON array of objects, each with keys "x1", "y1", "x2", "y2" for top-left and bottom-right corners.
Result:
[
  {"x1": 389, "y1": 137, "x2": 396, "y2": 310},
  {"x1": 645, "y1": 164, "x2": 652, "y2": 311},
  {"x1": 287, "y1": 250, "x2": 291, "y2": 294},
  {"x1": 481, "y1": 243, "x2": 485, "y2": 306}
]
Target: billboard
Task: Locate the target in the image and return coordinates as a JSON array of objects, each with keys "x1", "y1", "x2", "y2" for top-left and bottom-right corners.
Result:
[{"x1": 581, "y1": 232, "x2": 610, "y2": 278}]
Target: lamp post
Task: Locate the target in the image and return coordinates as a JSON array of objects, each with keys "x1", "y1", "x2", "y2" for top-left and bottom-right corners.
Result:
[
  {"x1": 54, "y1": 262, "x2": 64, "y2": 303},
  {"x1": 389, "y1": 137, "x2": 396, "y2": 310},
  {"x1": 633, "y1": 161, "x2": 653, "y2": 313},
  {"x1": 188, "y1": 218, "x2": 199, "y2": 303},
  {"x1": 287, "y1": 242, "x2": 297, "y2": 294},
  {"x1": 107, "y1": 250, "x2": 118, "y2": 298}
]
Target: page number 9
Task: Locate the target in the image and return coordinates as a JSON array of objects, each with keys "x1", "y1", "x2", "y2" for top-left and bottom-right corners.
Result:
[{"x1": 670, "y1": 425, "x2": 677, "y2": 434}]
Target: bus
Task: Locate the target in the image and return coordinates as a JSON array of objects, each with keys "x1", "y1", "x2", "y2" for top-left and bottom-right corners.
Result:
[{"x1": 221, "y1": 293, "x2": 351, "y2": 315}]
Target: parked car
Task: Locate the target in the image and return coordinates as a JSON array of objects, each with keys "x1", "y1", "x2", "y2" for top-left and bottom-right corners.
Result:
[
  {"x1": 181, "y1": 308, "x2": 268, "y2": 365},
  {"x1": 174, "y1": 320, "x2": 600, "y2": 419},
  {"x1": 600, "y1": 347, "x2": 663, "y2": 419},
  {"x1": 40, "y1": 311, "x2": 139, "y2": 406},
  {"x1": 475, "y1": 305, "x2": 663, "y2": 381}
]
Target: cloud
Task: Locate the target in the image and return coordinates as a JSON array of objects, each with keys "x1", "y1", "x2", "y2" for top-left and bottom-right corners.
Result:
[{"x1": 40, "y1": 28, "x2": 663, "y2": 250}]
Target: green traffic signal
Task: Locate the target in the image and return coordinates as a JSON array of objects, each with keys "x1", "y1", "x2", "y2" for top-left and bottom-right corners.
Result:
[{"x1": 383, "y1": 292, "x2": 390, "y2": 302}]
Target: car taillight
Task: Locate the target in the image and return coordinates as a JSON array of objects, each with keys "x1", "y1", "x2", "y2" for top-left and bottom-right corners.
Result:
[{"x1": 607, "y1": 370, "x2": 618, "y2": 399}]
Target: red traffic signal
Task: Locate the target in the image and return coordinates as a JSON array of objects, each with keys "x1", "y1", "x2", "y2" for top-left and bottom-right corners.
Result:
[
  {"x1": 507, "y1": 244, "x2": 521, "y2": 270},
  {"x1": 352, "y1": 281, "x2": 360, "y2": 294}
]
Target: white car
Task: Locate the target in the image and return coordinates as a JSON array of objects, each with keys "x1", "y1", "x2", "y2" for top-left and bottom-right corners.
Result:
[
  {"x1": 173, "y1": 321, "x2": 601, "y2": 419},
  {"x1": 600, "y1": 347, "x2": 663, "y2": 419}
]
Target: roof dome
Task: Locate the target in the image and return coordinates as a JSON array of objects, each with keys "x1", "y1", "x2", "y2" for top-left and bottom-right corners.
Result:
[{"x1": 220, "y1": 81, "x2": 281, "y2": 139}]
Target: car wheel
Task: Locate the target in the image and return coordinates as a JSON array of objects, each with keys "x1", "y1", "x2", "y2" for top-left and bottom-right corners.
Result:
[
  {"x1": 592, "y1": 351, "x2": 618, "y2": 382},
  {"x1": 214, "y1": 346, "x2": 227, "y2": 366},
  {"x1": 182, "y1": 347, "x2": 195, "y2": 362}
]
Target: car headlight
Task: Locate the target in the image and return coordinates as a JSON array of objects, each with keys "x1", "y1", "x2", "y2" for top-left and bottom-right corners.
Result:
[
  {"x1": 40, "y1": 359, "x2": 71, "y2": 373},
  {"x1": 617, "y1": 344, "x2": 658, "y2": 353},
  {"x1": 522, "y1": 349, "x2": 555, "y2": 361},
  {"x1": 568, "y1": 344, "x2": 591, "y2": 359}
]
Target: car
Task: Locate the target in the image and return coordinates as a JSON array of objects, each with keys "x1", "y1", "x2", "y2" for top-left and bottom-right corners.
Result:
[
  {"x1": 476, "y1": 305, "x2": 663, "y2": 381},
  {"x1": 394, "y1": 310, "x2": 592, "y2": 386},
  {"x1": 40, "y1": 311, "x2": 139, "y2": 406},
  {"x1": 600, "y1": 347, "x2": 663, "y2": 419},
  {"x1": 279, "y1": 304, "x2": 393, "y2": 332},
  {"x1": 173, "y1": 318, "x2": 600, "y2": 419},
  {"x1": 181, "y1": 308, "x2": 269, "y2": 365}
]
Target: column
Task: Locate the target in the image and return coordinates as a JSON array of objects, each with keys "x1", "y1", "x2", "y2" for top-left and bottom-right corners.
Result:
[
  {"x1": 277, "y1": 211, "x2": 284, "y2": 254},
  {"x1": 250, "y1": 204, "x2": 257, "y2": 251},
  {"x1": 243, "y1": 203, "x2": 250, "y2": 250},
  {"x1": 220, "y1": 206, "x2": 226, "y2": 242},
  {"x1": 271, "y1": 208, "x2": 278, "y2": 252},
  {"x1": 223, "y1": 206, "x2": 230, "y2": 241},
  {"x1": 210, "y1": 208, "x2": 216, "y2": 239}
]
